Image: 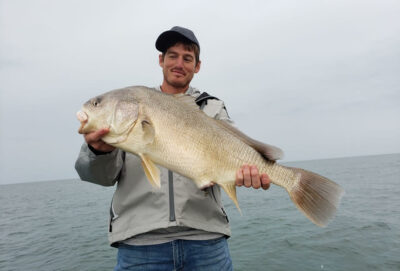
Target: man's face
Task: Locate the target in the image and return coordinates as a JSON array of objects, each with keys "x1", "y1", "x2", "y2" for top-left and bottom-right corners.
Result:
[{"x1": 159, "y1": 43, "x2": 201, "y2": 90}]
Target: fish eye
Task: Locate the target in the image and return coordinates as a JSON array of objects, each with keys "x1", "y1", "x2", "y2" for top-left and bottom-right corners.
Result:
[{"x1": 92, "y1": 98, "x2": 101, "y2": 107}]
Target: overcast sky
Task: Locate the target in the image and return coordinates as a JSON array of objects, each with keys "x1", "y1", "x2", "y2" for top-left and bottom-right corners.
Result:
[{"x1": 1, "y1": 0, "x2": 399, "y2": 184}]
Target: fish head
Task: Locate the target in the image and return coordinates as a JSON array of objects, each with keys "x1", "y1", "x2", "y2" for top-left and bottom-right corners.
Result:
[{"x1": 77, "y1": 90, "x2": 139, "y2": 144}]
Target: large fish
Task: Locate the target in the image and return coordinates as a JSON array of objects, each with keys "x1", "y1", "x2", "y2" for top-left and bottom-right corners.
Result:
[{"x1": 77, "y1": 86, "x2": 344, "y2": 227}]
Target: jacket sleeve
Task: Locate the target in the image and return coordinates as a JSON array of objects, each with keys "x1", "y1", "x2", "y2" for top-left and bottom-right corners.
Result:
[{"x1": 75, "y1": 143, "x2": 124, "y2": 186}]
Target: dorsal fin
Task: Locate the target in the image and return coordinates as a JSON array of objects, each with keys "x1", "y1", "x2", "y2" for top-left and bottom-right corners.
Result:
[
  {"x1": 216, "y1": 120, "x2": 284, "y2": 161},
  {"x1": 174, "y1": 92, "x2": 283, "y2": 160}
]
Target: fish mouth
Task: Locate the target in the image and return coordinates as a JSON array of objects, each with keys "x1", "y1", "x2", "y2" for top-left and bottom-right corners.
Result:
[{"x1": 77, "y1": 110, "x2": 88, "y2": 134}]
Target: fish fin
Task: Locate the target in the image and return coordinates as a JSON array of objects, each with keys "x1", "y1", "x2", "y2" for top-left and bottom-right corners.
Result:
[
  {"x1": 141, "y1": 120, "x2": 155, "y2": 145},
  {"x1": 220, "y1": 183, "x2": 242, "y2": 215},
  {"x1": 174, "y1": 94, "x2": 199, "y2": 108},
  {"x1": 286, "y1": 167, "x2": 344, "y2": 227},
  {"x1": 139, "y1": 154, "x2": 160, "y2": 188},
  {"x1": 216, "y1": 120, "x2": 284, "y2": 160}
]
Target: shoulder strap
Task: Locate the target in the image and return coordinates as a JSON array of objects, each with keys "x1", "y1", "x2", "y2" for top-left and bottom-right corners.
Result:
[{"x1": 195, "y1": 92, "x2": 220, "y2": 109}]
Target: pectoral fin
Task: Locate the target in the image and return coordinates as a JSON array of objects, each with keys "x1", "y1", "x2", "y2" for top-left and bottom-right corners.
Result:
[
  {"x1": 141, "y1": 120, "x2": 155, "y2": 145},
  {"x1": 139, "y1": 154, "x2": 160, "y2": 188},
  {"x1": 220, "y1": 183, "x2": 242, "y2": 215}
]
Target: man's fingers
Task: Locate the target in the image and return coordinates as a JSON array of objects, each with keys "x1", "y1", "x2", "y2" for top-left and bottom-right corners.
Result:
[
  {"x1": 261, "y1": 173, "x2": 271, "y2": 190},
  {"x1": 236, "y1": 168, "x2": 244, "y2": 186},
  {"x1": 85, "y1": 128, "x2": 109, "y2": 144},
  {"x1": 250, "y1": 166, "x2": 261, "y2": 189},
  {"x1": 236, "y1": 165, "x2": 271, "y2": 190},
  {"x1": 242, "y1": 165, "x2": 251, "y2": 188},
  {"x1": 83, "y1": 128, "x2": 115, "y2": 152},
  {"x1": 94, "y1": 128, "x2": 110, "y2": 139}
]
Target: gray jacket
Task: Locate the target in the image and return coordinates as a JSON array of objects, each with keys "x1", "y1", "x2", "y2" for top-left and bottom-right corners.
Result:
[{"x1": 75, "y1": 87, "x2": 232, "y2": 246}]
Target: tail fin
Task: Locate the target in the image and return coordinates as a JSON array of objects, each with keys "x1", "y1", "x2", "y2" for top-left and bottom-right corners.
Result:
[{"x1": 286, "y1": 167, "x2": 344, "y2": 227}]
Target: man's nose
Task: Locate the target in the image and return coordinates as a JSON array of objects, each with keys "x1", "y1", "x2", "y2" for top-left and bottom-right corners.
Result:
[{"x1": 175, "y1": 56, "x2": 184, "y2": 67}]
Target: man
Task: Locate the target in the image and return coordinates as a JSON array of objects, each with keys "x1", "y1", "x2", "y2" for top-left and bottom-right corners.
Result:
[{"x1": 75, "y1": 26, "x2": 271, "y2": 271}]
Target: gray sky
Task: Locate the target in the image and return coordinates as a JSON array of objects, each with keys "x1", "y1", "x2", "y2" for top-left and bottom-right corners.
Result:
[{"x1": 1, "y1": 0, "x2": 399, "y2": 184}]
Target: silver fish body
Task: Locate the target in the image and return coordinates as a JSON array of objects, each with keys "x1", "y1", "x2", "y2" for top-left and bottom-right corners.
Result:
[{"x1": 77, "y1": 86, "x2": 344, "y2": 227}]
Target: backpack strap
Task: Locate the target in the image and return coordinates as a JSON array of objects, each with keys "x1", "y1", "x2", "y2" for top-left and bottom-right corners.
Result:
[{"x1": 195, "y1": 92, "x2": 220, "y2": 109}]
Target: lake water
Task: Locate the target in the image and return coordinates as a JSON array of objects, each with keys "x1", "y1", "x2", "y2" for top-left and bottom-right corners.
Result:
[{"x1": 1, "y1": 153, "x2": 399, "y2": 270}]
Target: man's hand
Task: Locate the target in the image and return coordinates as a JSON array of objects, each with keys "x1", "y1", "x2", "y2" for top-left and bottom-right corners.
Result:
[
  {"x1": 84, "y1": 128, "x2": 115, "y2": 153},
  {"x1": 236, "y1": 165, "x2": 271, "y2": 190}
]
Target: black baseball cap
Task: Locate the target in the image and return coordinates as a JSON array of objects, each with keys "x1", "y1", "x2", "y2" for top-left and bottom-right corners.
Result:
[{"x1": 155, "y1": 26, "x2": 200, "y2": 53}]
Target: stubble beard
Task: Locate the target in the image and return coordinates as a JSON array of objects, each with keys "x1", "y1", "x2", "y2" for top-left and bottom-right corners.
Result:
[{"x1": 164, "y1": 71, "x2": 193, "y2": 90}]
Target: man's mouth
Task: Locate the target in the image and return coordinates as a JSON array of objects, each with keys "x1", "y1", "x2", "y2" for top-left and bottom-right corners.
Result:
[{"x1": 171, "y1": 69, "x2": 185, "y2": 76}]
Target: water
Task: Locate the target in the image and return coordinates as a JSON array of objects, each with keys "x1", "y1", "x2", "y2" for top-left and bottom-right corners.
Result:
[{"x1": 1, "y1": 153, "x2": 399, "y2": 271}]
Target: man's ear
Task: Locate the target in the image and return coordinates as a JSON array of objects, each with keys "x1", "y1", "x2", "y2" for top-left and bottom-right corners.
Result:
[
  {"x1": 195, "y1": 60, "x2": 201, "y2": 73},
  {"x1": 159, "y1": 54, "x2": 164, "y2": 67}
]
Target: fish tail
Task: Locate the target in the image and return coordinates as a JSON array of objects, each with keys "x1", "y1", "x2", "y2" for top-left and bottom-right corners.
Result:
[{"x1": 285, "y1": 167, "x2": 344, "y2": 227}]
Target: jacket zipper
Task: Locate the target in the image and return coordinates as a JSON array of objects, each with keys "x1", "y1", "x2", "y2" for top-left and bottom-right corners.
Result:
[
  {"x1": 167, "y1": 95, "x2": 218, "y2": 223},
  {"x1": 168, "y1": 170, "x2": 176, "y2": 221},
  {"x1": 109, "y1": 199, "x2": 116, "y2": 232}
]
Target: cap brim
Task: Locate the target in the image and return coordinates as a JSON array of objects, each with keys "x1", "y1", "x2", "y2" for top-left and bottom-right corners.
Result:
[{"x1": 155, "y1": 31, "x2": 196, "y2": 52}]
